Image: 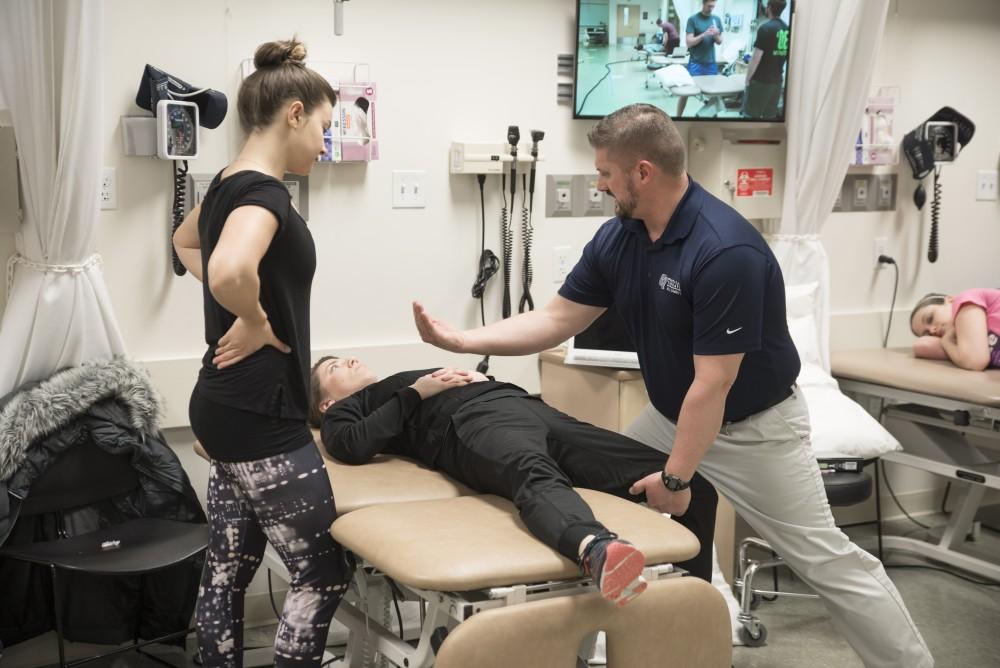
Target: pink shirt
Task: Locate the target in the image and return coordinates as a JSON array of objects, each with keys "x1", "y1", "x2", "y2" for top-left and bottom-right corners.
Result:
[{"x1": 952, "y1": 288, "x2": 1000, "y2": 368}]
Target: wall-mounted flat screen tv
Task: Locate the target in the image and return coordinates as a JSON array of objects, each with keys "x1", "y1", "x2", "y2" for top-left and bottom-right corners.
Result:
[{"x1": 574, "y1": 0, "x2": 793, "y2": 121}]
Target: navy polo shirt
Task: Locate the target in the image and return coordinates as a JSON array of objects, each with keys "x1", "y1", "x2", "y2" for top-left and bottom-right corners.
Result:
[{"x1": 559, "y1": 178, "x2": 800, "y2": 423}]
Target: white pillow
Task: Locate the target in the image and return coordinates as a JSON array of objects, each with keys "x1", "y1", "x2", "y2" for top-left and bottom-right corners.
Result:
[
  {"x1": 785, "y1": 281, "x2": 819, "y2": 320},
  {"x1": 657, "y1": 64, "x2": 695, "y2": 88},
  {"x1": 787, "y1": 314, "x2": 821, "y2": 367},
  {"x1": 796, "y1": 363, "x2": 901, "y2": 459}
]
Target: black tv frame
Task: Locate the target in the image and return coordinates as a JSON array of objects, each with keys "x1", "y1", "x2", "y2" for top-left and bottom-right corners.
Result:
[{"x1": 572, "y1": 0, "x2": 794, "y2": 122}]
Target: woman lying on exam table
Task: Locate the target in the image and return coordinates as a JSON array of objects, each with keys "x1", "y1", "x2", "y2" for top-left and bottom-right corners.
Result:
[{"x1": 910, "y1": 288, "x2": 1000, "y2": 370}]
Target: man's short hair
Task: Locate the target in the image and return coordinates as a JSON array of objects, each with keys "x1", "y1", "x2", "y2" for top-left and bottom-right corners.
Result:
[
  {"x1": 587, "y1": 103, "x2": 686, "y2": 177},
  {"x1": 309, "y1": 355, "x2": 337, "y2": 428},
  {"x1": 767, "y1": 0, "x2": 787, "y2": 16}
]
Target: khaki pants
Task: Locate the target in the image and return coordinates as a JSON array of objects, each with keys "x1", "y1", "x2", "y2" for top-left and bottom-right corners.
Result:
[{"x1": 625, "y1": 390, "x2": 933, "y2": 668}]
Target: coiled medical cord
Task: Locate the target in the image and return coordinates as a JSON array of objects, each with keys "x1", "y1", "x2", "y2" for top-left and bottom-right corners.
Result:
[
  {"x1": 928, "y1": 166, "x2": 941, "y2": 263},
  {"x1": 471, "y1": 175, "x2": 499, "y2": 305},
  {"x1": 500, "y1": 173, "x2": 514, "y2": 320},
  {"x1": 171, "y1": 160, "x2": 189, "y2": 276},
  {"x1": 518, "y1": 173, "x2": 535, "y2": 313},
  {"x1": 471, "y1": 174, "x2": 495, "y2": 373}
]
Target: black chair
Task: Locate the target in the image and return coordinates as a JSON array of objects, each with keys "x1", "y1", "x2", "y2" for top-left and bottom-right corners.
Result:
[{"x1": 0, "y1": 439, "x2": 208, "y2": 667}]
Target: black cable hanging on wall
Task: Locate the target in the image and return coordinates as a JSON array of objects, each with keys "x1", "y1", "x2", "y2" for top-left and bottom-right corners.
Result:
[{"x1": 171, "y1": 160, "x2": 189, "y2": 276}]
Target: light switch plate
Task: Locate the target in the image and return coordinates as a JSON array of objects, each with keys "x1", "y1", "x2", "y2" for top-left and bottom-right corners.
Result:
[{"x1": 392, "y1": 170, "x2": 426, "y2": 208}]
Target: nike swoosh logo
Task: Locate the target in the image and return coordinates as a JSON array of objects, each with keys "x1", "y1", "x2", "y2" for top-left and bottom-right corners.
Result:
[{"x1": 726, "y1": 327, "x2": 743, "y2": 335}]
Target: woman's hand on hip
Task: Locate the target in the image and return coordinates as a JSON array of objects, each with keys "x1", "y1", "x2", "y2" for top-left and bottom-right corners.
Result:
[{"x1": 213, "y1": 315, "x2": 291, "y2": 369}]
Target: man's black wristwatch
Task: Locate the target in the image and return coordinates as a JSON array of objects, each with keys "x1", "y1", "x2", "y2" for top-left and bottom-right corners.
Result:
[{"x1": 661, "y1": 471, "x2": 691, "y2": 492}]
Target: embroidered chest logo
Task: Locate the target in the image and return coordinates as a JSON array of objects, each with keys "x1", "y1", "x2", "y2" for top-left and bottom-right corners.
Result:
[{"x1": 658, "y1": 274, "x2": 682, "y2": 295}]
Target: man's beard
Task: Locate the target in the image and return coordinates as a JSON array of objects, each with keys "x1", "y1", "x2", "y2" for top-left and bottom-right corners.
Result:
[{"x1": 611, "y1": 179, "x2": 639, "y2": 218}]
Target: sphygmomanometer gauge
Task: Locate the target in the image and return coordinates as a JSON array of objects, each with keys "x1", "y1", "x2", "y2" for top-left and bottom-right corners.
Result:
[
  {"x1": 156, "y1": 100, "x2": 200, "y2": 160},
  {"x1": 168, "y1": 105, "x2": 196, "y2": 155}
]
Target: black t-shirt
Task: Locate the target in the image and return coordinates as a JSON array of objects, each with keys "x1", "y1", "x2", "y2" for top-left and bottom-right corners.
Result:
[
  {"x1": 751, "y1": 18, "x2": 790, "y2": 84},
  {"x1": 559, "y1": 178, "x2": 800, "y2": 423},
  {"x1": 196, "y1": 170, "x2": 316, "y2": 421}
]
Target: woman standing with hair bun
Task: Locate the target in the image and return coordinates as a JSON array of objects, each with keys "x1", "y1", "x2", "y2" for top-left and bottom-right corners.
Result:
[{"x1": 172, "y1": 38, "x2": 348, "y2": 667}]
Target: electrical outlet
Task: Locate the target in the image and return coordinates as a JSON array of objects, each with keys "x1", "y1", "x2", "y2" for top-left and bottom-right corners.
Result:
[
  {"x1": 976, "y1": 169, "x2": 998, "y2": 201},
  {"x1": 853, "y1": 176, "x2": 869, "y2": 207},
  {"x1": 582, "y1": 178, "x2": 605, "y2": 216},
  {"x1": 547, "y1": 175, "x2": 575, "y2": 217},
  {"x1": 185, "y1": 173, "x2": 215, "y2": 216},
  {"x1": 556, "y1": 188, "x2": 571, "y2": 209},
  {"x1": 392, "y1": 170, "x2": 426, "y2": 208},
  {"x1": 876, "y1": 175, "x2": 893, "y2": 208},
  {"x1": 553, "y1": 245, "x2": 573, "y2": 283},
  {"x1": 874, "y1": 237, "x2": 888, "y2": 268},
  {"x1": 100, "y1": 167, "x2": 117, "y2": 210}
]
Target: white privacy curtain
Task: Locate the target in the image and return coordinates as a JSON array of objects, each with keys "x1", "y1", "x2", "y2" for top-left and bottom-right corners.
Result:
[
  {"x1": 768, "y1": 0, "x2": 890, "y2": 371},
  {"x1": 0, "y1": 0, "x2": 125, "y2": 397}
]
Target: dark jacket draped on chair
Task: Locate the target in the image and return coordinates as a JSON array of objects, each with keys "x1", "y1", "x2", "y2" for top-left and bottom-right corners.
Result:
[{"x1": 0, "y1": 358, "x2": 206, "y2": 648}]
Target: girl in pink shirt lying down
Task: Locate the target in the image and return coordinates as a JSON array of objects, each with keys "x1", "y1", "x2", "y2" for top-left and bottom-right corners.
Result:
[{"x1": 910, "y1": 289, "x2": 1000, "y2": 371}]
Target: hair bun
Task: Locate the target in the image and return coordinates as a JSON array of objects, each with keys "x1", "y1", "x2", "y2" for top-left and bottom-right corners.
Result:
[{"x1": 254, "y1": 38, "x2": 307, "y2": 69}]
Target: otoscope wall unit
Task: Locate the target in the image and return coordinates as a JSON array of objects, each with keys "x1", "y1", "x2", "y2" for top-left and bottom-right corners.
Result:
[{"x1": 450, "y1": 141, "x2": 544, "y2": 175}]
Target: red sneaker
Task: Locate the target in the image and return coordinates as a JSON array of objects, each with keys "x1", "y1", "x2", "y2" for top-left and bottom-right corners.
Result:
[{"x1": 581, "y1": 537, "x2": 648, "y2": 607}]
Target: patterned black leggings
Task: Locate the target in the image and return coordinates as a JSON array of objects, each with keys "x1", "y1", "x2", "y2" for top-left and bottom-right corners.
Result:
[{"x1": 195, "y1": 441, "x2": 351, "y2": 667}]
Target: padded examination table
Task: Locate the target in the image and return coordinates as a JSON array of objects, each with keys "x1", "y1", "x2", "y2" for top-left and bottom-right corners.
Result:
[
  {"x1": 832, "y1": 348, "x2": 1000, "y2": 411},
  {"x1": 331, "y1": 488, "x2": 700, "y2": 592},
  {"x1": 832, "y1": 348, "x2": 1000, "y2": 582}
]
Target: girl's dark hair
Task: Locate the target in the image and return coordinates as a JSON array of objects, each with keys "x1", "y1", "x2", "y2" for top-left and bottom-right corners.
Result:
[
  {"x1": 909, "y1": 293, "x2": 948, "y2": 335},
  {"x1": 237, "y1": 38, "x2": 337, "y2": 134}
]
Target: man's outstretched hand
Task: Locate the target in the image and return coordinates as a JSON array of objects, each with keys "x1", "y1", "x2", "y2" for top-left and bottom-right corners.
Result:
[{"x1": 413, "y1": 301, "x2": 466, "y2": 353}]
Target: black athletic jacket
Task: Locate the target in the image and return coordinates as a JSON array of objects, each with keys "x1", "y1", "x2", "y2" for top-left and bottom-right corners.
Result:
[{"x1": 320, "y1": 369, "x2": 527, "y2": 466}]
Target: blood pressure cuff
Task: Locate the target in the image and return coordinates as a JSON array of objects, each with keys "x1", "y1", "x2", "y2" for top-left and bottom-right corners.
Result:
[
  {"x1": 135, "y1": 64, "x2": 228, "y2": 129},
  {"x1": 902, "y1": 106, "x2": 975, "y2": 180}
]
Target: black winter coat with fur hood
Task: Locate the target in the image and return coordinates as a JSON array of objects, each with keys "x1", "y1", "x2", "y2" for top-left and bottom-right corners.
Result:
[{"x1": 0, "y1": 358, "x2": 206, "y2": 649}]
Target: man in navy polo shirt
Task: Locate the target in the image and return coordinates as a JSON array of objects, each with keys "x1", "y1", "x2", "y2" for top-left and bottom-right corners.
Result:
[{"x1": 413, "y1": 104, "x2": 932, "y2": 667}]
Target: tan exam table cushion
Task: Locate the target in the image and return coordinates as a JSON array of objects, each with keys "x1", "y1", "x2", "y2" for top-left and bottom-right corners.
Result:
[
  {"x1": 331, "y1": 488, "x2": 700, "y2": 592},
  {"x1": 831, "y1": 348, "x2": 1000, "y2": 408},
  {"x1": 194, "y1": 432, "x2": 472, "y2": 514},
  {"x1": 435, "y1": 577, "x2": 731, "y2": 668}
]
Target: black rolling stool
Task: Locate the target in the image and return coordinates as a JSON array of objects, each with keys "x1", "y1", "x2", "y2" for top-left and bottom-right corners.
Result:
[{"x1": 731, "y1": 464, "x2": 874, "y2": 647}]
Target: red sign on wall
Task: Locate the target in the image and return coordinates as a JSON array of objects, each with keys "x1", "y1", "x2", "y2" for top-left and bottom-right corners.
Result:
[{"x1": 735, "y1": 168, "x2": 774, "y2": 198}]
